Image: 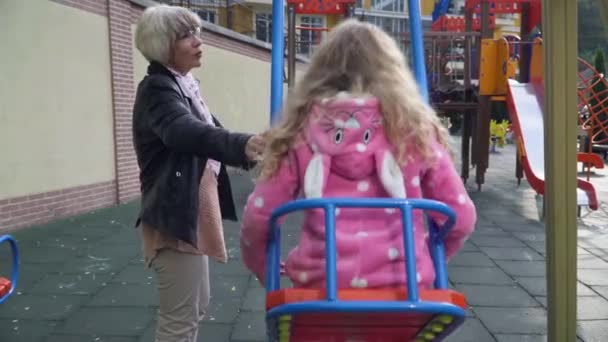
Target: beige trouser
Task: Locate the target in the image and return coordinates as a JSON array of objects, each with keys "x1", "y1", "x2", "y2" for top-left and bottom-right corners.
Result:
[{"x1": 150, "y1": 248, "x2": 210, "y2": 342}]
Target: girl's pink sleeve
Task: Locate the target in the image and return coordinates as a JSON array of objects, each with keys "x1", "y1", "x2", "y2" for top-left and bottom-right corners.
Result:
[
  {"x1": 240, "y1": 152, "x2": 301, "y2": 284},
  {"x1": 420, "y1": 142, "x2": 477, "y2": 260}
]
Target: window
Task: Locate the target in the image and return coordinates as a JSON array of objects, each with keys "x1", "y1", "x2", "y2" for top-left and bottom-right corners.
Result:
[
  {"x1": 255, "y1": 13, "x2": 272, "y2": 43},
  {"x1": 371, "y1": 0, "x2": 405, "y2": 13},
  {"x1": 197, "y1": 9, "x2": 216, "y2": 24},
  {"x1": 299, "y1": 16, "x2": 324, "y2": 56}
]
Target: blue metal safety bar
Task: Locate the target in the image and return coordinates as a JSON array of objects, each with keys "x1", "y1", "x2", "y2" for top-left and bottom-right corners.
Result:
[
  {"x1": 269, "y1": 0, "x2": 431, "y2": 122},
  {"x1": 0, "y1": 235, "x2": 19, "y2": 304},
  {"x1": 265, "y1": 198, "x2": 465, "y2": 322}
]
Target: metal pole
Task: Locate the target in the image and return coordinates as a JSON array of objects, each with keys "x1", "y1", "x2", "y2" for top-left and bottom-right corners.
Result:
[
  {"x1": 406, "y1": 0, "x2": 429, "y2": 102},
  {"x1": 474, "y1": 0, "x2": 491, "y2": 191},
  {"x1": 462, "y1": 8, "x2": 473, "y2": 183},
  {"x1": 543, "y1": 0, "x2": 578, "y2": 341},
  {"x1": 287, "y1": 4, "x2": 296, "y2": 88},
  {"x1": 270, "y1": 0, "x2": 285, "y2": 123}
]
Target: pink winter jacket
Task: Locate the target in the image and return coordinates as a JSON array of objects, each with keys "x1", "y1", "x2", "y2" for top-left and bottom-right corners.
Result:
[{"x1": 240, "y1": 94, "x2": 476, "y2": 290}]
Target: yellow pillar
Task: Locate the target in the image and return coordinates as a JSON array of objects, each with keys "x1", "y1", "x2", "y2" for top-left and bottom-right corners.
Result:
[{"x1": 543, "y1": 1, "x2": 578, "y2": 341}]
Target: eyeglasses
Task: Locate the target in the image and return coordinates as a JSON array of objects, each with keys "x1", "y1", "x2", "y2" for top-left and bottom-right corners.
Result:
[{"x1": 179, "y1": 27, "x2": 202, "y2": 40}]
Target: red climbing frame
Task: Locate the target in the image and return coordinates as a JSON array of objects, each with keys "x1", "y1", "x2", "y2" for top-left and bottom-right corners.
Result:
[
  {"x1": 431, "y1": 14, "x2": 495, "y2": 32},
  {"x1": 433, "y1": 0, "x2": 541, "y2": 33},
  {"x1": 287, "y1": 0, "x2": 355, "y2": 14},
  {"x1": 577, "y1": 58, "x2": 608, "y2": 161},
  {"x1": 465, "y1": 0, "x2": 542, "y2": 29},
  {"x1": 465, "y1": 0, "x2": 539, "y2": 13}
]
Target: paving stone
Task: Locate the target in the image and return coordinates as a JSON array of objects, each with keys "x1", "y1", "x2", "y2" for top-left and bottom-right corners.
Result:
[
  {"x1": 449, "y1": 266, "x2": 514, "y2": 285},
  {"x1": 88, "y1": 283, "x2": 158, "y2": 307},
  {"x1": 111, "y1": 264, "x2": 156, "y2": 284},
  {"x1": 45, "y1": 335, "x2": 137, "y2": 342},
  {"x1": 494, "y1": 260, "x2": 545, "y2": 277},
  {"x1": 461, "y1": 241, "x2": 480, "y2": 251},
  {"x1": 55, "y1": 307, "x2": 153, "y2": 336},
  {"x1": 494, "y1": 219, "x2": 543, "y2": 232},
  {"x1": 29, "y1": 272, "x2": 112, "y2": 296},
  {"x1": 242, "y1": 287, "x2": 266, "y2": 312},
  {"x1": 94, "y1": 229, "x2": 141, "y2": 246},
  {"x1": 19, "y1": 245, "x2": 79, "y2": 264},
  {"x1": 579, "y1": 237, "x2": 608, "y2": 249},
  {"x1": 247, "y1": 273, "x2": 292, "y2": 289},
  {"x1": 515, "y1": 277, "x2": 596, "y2": 297},
  {"x1": 0, "y1": 262, "x2": 60, "y2": 290},
  {"x1": 209, "y1": 275, "x2": 249, "y2": 299},
  {"x1": 75, "y1": 243, "x2": 139, "y2": 262},
  {"x1": 203, "y1": 297, "x2": 243, "y2": 323},
  {"x1": 511, "y1": 232, "x2": 546, "y2": 242},
  {"x1": 210, "y1": 259, "x2": 251, "y2": 276},
  {"x1": 585, "y1": 248, "x2": 608, "y2": 259},
  {"x1": 579, "y1": 269, "x2": 608, "y2": 286},
  {"x1": 137, "y1": 321, "x2": 155, "y2": 342},
  {"x1": 474, "y1": 307, "x2": 547, "y2": 335},
  {"x1": 198, "y1": 323, "x2": 233, "y2": 341},
  {"x1": 18, "y1": 234, "x2": 99, "y2": 250},
  {"x1": 578, "y1": 254, "x2": 608, "y2": 269},
  {"x1": 445, "y1": 318, "x2": 495, "y2": 342},
  {"x1": 578, "y1": 320, "x2": 608, "y2": 342},
  {"x1": 59, "y1": 256, "x2": 131, "y2": 275},
  {"x1": 455, "y1": 284, "x2": 539, "y2": 307},
  {"x1": 474, "y1": 226, "x2": 511, "y2": 237},
  {"x1": 495, "y1": 334, "x2": 546, "y2": 342},
  {"x1": 479, "y1": 247, "x2": 544, "y2": 261},
  {"x1": 525, "y1": 241, "x2": 546, "y2": 255},
  {"x1": 591, "y1": 286, "x2": 608, "y2": 299},
  {"x1": 0, "y1": 294, "x2": 85, "y2": 320},
  {"x1": 577, "y1": 296, "x2": 608, "y2": 320},
  {"x1": 231, "y1": 312, "x2": 266, "y2": 341},
  {"x1": 0, "y1": 319, "x2": 59, "y2": 342},
  {"x1": 470, "y1": 236, "x2": 526, "y2": 247},
  {"x1": 450, "y1": 252, "x2": 496, "y2": 267}
]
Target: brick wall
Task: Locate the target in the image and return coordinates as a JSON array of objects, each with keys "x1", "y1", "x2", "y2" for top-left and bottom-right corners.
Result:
[
  {"x1": 0, "y1": 181, "x2": 116, "y2": 231},
  {"x1": 1, "y1": 0, "x2": 288, "y2": 233},
  {"x1": 109, "y1": 0, "x2": 141, "y2": 204}
]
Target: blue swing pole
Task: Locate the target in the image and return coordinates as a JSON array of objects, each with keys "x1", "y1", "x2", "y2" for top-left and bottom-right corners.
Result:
[
  {"x1": 269, "y1": 0, "x2": 285, "y2": 124},
  {"x1": 406, "y1": 0, "x2": 429, "y2": 103}
]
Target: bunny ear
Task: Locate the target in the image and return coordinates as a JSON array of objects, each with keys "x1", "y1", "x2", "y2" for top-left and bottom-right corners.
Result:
[
  {"x1": 375, "y1": 150, "x2": 406, "y2": 198},
  {"x1": 304, "y1": 153, "x2": 331, "y2": 199}
]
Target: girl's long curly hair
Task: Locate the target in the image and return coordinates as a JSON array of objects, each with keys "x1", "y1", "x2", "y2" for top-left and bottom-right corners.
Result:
[{"x1": 259, "y1": 19, "x2": 450, "y2": 178}]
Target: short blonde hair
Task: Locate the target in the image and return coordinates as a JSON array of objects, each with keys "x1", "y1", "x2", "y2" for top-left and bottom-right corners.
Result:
[{"x1": 135, "y1": 4, "x2": 202, "y2": 64}]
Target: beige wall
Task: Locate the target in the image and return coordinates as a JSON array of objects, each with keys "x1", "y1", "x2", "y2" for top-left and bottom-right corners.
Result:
[
  {"x1": 0, "y1": 1, "x2": 115, "y2": 200},
  {"x1": 132, "y1": 33, "x2": 273, "y2": 135}
]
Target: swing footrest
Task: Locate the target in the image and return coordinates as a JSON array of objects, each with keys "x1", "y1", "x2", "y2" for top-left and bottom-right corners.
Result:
[{"x1": 266, "y1": 288, "x2": 466, "y2": 342}]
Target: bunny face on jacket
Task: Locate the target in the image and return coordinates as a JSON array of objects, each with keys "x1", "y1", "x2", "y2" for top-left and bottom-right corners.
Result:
[{"x1": 303, "y1": 93, "x2": 406, "y2": 199}]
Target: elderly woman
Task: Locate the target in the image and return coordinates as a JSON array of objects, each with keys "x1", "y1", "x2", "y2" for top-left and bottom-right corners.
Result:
[{"x1": 132, "y1": 4, "x2": 264, "y2": 341}]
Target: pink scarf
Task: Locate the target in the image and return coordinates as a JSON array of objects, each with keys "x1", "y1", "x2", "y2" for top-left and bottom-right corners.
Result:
[{"x1": 166, "y1": 66, "x2": 221, "y2": 176}]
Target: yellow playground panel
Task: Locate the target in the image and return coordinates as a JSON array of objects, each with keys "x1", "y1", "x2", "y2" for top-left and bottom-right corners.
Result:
[{"x1": 479, "y1": 37, "x2": 543, "y2": 96}]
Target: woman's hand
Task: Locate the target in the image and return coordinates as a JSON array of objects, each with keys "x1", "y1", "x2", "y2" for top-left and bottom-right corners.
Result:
[{"x1": 245, "y1": 135, "x2": 266, "y2": 161}]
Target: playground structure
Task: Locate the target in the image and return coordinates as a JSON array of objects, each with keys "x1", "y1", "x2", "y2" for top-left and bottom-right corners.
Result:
[
  {"x1": 285, "y1": 0, "x2": 356, "y2": 87},
  {"x1": 430, "y1": 0, "x2": 543, "y2": 189},
  {"x1": 266, "y1": 0, "x2": 592, "y2": 339},
  {"x1": 268, "y1": 0, "x2": 468, "y2": 339},
  {"x1": 577, "y1": 58, "x2": 608, "y2": 164},
  {"x1": 429, "y1": 0, "x2": 607, "y2": 216},
  {"x1": 0, "y1": 235, "x2": 18, "y2": 305},
  {"x1": 504, "y1": 37, "x2": 601, "y2": 213}
]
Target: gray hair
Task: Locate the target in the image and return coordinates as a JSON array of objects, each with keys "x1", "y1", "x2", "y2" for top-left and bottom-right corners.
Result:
[{"x1": 135, "y1": 4, "x2": 202, "y2": 64}]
